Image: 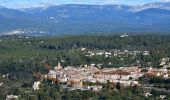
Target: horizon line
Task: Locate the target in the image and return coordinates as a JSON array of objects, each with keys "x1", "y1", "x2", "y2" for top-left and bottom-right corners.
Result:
[{"x1": 0, "y1": 1, "x2": 169, "y2": 9}]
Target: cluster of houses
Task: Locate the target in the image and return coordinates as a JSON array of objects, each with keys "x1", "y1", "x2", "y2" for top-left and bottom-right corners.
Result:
[
  {"x1": 4, "y1": 57, "x2": 170, "y2": 100},
  {"x1": 145, "y1": 57, "x2": 170, "y2": 78},
  {"x1": 144, "y1": 92, "x2": 167, "y2": 99},
  {"x1": 41, "y1": 57, "x2": 169, "y2": 91},
  {"x1": 84, "y1": 49, "x2": 150, "y2": 58},
  {"x1": 85, "y1": 51, "x2": 112, "y2": 58},
  {"x1": 42, "y1": 63, "x2": 140, "y2": 91}
]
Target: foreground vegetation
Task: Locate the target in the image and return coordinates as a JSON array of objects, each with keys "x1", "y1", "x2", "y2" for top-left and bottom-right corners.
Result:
[{"x1": 0, "y1": 34, "x2": 170, "y2": 99}]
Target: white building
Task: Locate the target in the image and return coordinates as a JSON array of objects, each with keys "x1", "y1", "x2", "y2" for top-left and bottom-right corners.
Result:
[
  {"x1": 0, "y1": 82, "x2": 3, "y2": 86},
  {"x1": 105, "y1": 52, "x2": 111, "y2": 55},
  {"x1": 164, "y1": 74, "x2": 169, "y2": 79},
  {"x1": 120, "y1": 34, "x2": 129, "y2": 38},
  {"x1": 121, "y1": 75, "x2": 130, "y2": 81},
  {"x1": 160, "y1": 61, "x2": 166, "y2": 66},
  {"x1": 88, "y1": 86, "x2": 103, "y2": 91},
  {"x1": 6, "y1": 95, "x2": 19, "y2": 100},
  {"x1": 143, "y1": 51, "x2": 150, "y2": 56},
  {"x1": 48, "y1": 70, "x2": 57, "y2": 79},
  {"x1": 96, "y1": 52, "x2": 104, "y2": 55},
  {"x1": 54, "y1": 63, "x2": 62, "y2": 70},
  {"x1": 160, "y1": 95, "x2": 166, "y2": 99},
  {"x1": 33, "y1": 81, "x2": 41, "y2": 90},
  {"x1": 144, "y1": 93, "x2": 152, "y2": 97},
  {"x1": 81, "y1": 48, "x2": 86, "y2": 51}
]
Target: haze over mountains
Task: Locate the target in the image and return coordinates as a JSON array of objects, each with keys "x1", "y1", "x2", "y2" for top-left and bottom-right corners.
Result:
[{"x1": 0, "y1": 2, "x2": 170, "y2": 35}]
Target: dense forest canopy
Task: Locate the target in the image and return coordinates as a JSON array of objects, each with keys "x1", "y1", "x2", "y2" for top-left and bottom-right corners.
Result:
[{"x1": 0, "y1": 34, "x2": 170, "y2": 99}]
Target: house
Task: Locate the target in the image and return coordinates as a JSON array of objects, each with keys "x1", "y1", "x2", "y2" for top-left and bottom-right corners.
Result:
[
  {"x1": 105, "y1": 55, "x2": 109, "y2": 57},
  {"x1": 120, "y1": 75, "x2": 130, "y2": 81},
  {"x1": 81, "y1": 48, "x2": 86, "y2": 51},
  {"x1": 33, "y1": 81, "x2": 41, "y2": 90},
  {"x1": 88, "y1": 86, "x2": 103, "y2": 91},
  {"x1": 0, "y1": 82, "x2": 3, "y2": 86},
  {"x1": 67, "y1": 79, "x2": 83, "y2": 88},
  {"x1": 119, "y1": 81, "x2": 131, "y2": 86},
  {"x1": 84, "y1": 78, "x2": 97, "y2": 83},
  {"x1": 83, "y1": 64, "x2": 88, "y2": 68},
  {"x1": 160, "y1": 61, "x2": 166, "y2": 66},
  {"x1": 6, "y1": 95, "x2": 19, "y2": 100},
  {"x1": 54, "y1": 63, "x2": 62, "y2": 70},
  {"x1": 105, "y1": 52, "x2": 112, "y2": 57},
  {"x1": 59, "y1": 77, "x2": 68, "y2": 83},
  {"x1": 160, "y1": 95, "x2": 166, "y2": 99},
  {"x1": 90, "y1": 53, "x2": 95, "y2": 56},
  {"x1": 143, "y1": 51, "x2": 149, "y2": 56},
  {"x1": 96, "y1": 52, "x2": 104, "y2": 55},
  {"x1": 114, "y1": 54, "x2": 118, "y2": 56},
  {"x1": 91, "y1": 64, "x2": 95, "y2": 67},
  {"x1": 105, "y1": 52, "x2": 111, "y2": 55},
  {"x1": 120, "y1": 34, "x2": 129, "y2": 38},
  {"x1": 48, "y1": 70, "x2": 57, "y2": 79},
  {"x1": 159, "y1": 68, "x2": 168, "y2": 73},
  {"x1": 161, "y1": 58, "x2": 169, "y2": 62},
  {"x1": 110, "y1": 79, "x2": 119, "y2": 83},
  {"x1": 130, "y1": 73, "x2": 144, "y2": 80},
  {"x1": 97, "y1": 64, "x2": 102, "y2": 68},
  {"x1": 97, "y1": 79, "x2": 107, "y2": 84},
  {"x1": 163, "y1": 73, "x2": 169, "y2": 79},
  {"x1": 130, "y1": 81, "x2": 139, "y2": 86},
  {"x1": 144, "y1": 92, "x2": 152, "y2": 97}
]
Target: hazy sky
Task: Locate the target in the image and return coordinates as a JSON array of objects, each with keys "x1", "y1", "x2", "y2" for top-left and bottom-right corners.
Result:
[{"x1": 0, "y1": 0, "x2": 170, "y2": 8}]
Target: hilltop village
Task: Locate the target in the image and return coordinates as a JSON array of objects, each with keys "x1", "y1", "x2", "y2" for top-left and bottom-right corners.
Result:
[
  {"x1": 1, "y1": 35, "x2": 170, "y2": 99},
  {"x1": 32, "y1": 48, "x2": 170, "y2": 93},
  {"x1": 39, "y1": 62, "x2": 169, "y2": 91},
  {"x1": 46, "y1": 64, "x2": 141, "y2": 91}
]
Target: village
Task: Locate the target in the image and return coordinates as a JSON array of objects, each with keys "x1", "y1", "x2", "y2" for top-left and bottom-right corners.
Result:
[
  {"x1": 1, "y1": 37, "x2": 170, "y2": 100},
  {"x1": 31, "y1": 49, "x2": 170, "y2": 92},
  {"x1": 3, "y1": 48, "x2": 170, "y2": 99},
  {"x1": 32, "y1": 57, "x2": 170, "y2": 93},
  {"x1": 45, "y1": 63, "x2": 141, "y2": 91}
]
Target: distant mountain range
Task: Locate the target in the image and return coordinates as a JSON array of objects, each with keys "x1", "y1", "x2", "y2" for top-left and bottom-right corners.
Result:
[{"x1": 0, "y1": 2, "x2": 170, "y2": 35}]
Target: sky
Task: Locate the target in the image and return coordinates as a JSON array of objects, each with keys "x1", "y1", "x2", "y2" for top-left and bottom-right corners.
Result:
[{"x1": 0, "y1": 0, "x2": 170, "y2": 8}]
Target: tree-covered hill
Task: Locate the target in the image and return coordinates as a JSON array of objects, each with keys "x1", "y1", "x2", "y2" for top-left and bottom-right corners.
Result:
[{"x1": 0, "y1": 35, "x2": 170, "y2": 99}]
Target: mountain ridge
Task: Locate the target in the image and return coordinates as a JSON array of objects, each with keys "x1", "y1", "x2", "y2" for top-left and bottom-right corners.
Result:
[{"x1": 0, "y1": 2, "x2": 170, "y2": 36}]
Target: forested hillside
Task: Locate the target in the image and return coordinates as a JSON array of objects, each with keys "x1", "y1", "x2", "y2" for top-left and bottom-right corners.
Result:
[{"x1": 0, "y1": 35, "x2": 170, "y2": 99}]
